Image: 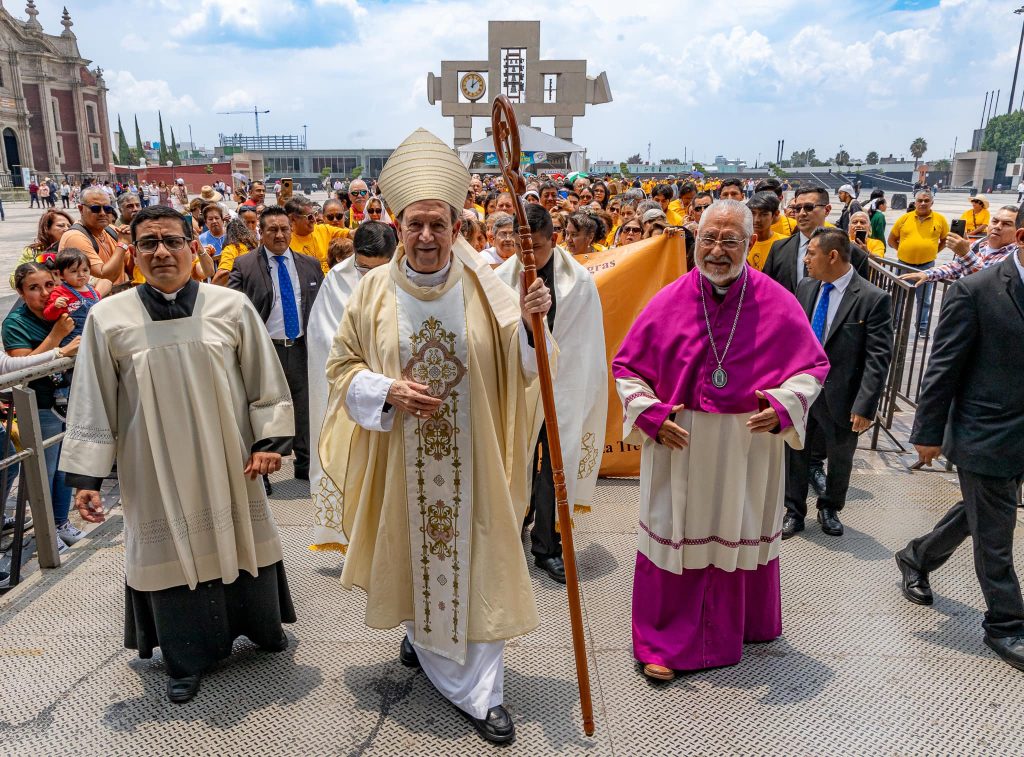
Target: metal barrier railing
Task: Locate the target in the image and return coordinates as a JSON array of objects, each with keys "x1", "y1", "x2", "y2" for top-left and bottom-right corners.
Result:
[{"x1": 0, "y1": 356, "x2": 75, "y2": 590}]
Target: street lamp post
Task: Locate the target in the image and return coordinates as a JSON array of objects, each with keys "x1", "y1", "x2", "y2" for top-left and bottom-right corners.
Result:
[{"x1": 1009, "y1": 6, "x2": 1024, "y2": 114}]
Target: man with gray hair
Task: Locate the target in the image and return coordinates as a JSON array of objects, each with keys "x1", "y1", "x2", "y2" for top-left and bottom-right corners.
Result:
[
  {"x1": 613, "y1": 199, "x2": 829, "y2": 681},
  {"x1": 888, "y1": 189, "x2": 949, "y2": 336},
  {"x1": 115, "y1": 192, "x2": 142, "y2": 227}
]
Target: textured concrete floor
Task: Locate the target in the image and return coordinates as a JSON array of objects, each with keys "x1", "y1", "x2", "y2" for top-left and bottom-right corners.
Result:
[{"x1": 1, "y1": 456, "x2": 1023, "y2": 756}]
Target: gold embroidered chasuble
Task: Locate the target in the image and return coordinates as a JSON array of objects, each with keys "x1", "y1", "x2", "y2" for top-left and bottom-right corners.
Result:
[{"x1": 320, "y1": 239, "x2": 545, "y2": 663}]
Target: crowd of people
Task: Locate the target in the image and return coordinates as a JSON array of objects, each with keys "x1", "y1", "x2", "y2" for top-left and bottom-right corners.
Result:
[{"x1": 1, "y1": 142, "x2": 1021, "y2": 746}]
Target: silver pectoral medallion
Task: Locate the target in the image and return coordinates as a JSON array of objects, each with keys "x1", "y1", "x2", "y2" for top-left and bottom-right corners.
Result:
[{"x1": 712, "y1": 367, "x2": 728, "y2": 388}]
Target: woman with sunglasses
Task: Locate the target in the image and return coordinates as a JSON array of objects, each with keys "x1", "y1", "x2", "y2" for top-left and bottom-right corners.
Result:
[
  {"x1": 361, "y1": 196, "x2": 396, "y2": 229},
  {"x1": 615, "y1": 219, "x2": 643, "y2": 247},
  {"x1": 550, "y1": 211, "x2": 569, "y2": 247}
]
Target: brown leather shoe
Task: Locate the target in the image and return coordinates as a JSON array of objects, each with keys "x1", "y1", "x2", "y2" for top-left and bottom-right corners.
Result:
[{"x1": 642, "y1": 663, "x2": 675, "y2": 681}]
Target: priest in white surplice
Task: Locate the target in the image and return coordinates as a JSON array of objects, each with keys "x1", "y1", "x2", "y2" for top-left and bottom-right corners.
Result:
[
  {"x1": 495, "y1": 203, "x2": 607, "y2": 584},
  {"x1": 318, "y1": 129, "x2": 554, "y2": 744},
  {"x1": 59, "y1": 205, "x2": 296, "y2": 704},
  {"x1": 308, "y1": 221, "x2": 397, "y2": 552}
]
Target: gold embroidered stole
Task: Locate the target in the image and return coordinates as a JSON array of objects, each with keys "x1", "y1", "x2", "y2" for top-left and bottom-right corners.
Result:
[{"x1": 394, "y1": 261, "x2": 474, "y2": 664}]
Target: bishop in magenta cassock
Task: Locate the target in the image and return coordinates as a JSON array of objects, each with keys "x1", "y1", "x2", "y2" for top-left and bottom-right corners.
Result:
[{"x1": 613, "y1": 200, "x2": 829, "y2": 681}]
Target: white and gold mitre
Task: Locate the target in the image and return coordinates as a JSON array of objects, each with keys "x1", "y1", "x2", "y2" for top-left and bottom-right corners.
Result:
[{"x1": 377, "y1": 128, "x2": 470, "y2": 216}]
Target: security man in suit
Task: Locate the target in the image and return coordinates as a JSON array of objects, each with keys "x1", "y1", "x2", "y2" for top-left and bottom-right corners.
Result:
[
  {"x1": 764, "y1": 186, "x2": 872, "y2": 499},
  {"x1": 762, "y1": 186, "x2": 870, "y2": 295},
  {"x1": 229, "y1": 205, "x2": 323, "y2": 481},
  {"x1": 895, "y1": 207, "x2": 1024, "y2": 672},
  {"x1": 783, "y1": 228, "x2": 893, "y2": 538}
]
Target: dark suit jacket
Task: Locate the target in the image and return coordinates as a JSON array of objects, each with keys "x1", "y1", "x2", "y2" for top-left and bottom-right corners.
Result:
[
  {"x1": 763, "y1": 232, "x2": 870, "y2": 294},
  {"x1": 227, "y1": 245, "x2": 323, "y2": 329},
  {"x1": 910, "y1": 256, "x2": 1024, "y2": 478},
  {"x1": 796, "y1": 271, "x2": 893, "y2": 423}
]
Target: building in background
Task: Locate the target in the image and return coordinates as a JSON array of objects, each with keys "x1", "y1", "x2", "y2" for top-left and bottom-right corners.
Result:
[{"x1": 0, "y1": 2, "x2": 112, "y2": 187}]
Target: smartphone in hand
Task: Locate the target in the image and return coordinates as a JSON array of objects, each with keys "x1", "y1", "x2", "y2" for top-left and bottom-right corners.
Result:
[{"x1": 950, "y1": 218, "x2": 966, "y2": 237}]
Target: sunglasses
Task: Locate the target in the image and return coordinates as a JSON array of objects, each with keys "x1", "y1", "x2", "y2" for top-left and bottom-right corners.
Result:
[
  {"x1": 291, "y1": 213, "x2": 316, "y2": 223},
  {"x1": 971, "y1": 200, "x2": 982, "y2": 204},
  {"x1": 692, "y1": 204, "x2": 711, "y2": 212},
  {"x1": 324, "y1": 213, "x2": 344, "y2": 221},
  {"x1": 84, "y1": 204, "x2": 115, "y2": 215},
  {"x1": 135, "y1": 235, "x2": 190, "y2": 254},
  {"x1": 368, "y1": 208, "x2": 383, "y2": 215},
  {"x1": 793, "y1": 203, "x2": 826, "y2": 214},
  {"x1": 350, "y1": 190, "x2": 369, "y2": 197},
  {"x1": 552, "y1": 226, "x2": 563, "y2": 233},
  {"x1": 622, "y1": 226, "x2": 642, "y2": 234}
]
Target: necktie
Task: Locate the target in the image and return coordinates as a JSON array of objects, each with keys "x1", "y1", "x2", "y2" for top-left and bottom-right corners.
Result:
[
  {"x1": 274, "y1": 255, "x2": 301, "y2": 340},
  {"x1": 811, "y1": 282, "x2": 834, "y2": 343},
  {"x1": 798, "y1": 236, "x2": 809, "y2": 282}
]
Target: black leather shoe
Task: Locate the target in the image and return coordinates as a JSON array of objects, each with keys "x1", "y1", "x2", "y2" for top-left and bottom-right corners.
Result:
[
  {"x1": 259, "y1": 633, "x2": 288, "y2": 653},
  {"x1": 458, "y1": 704, "x2": 516, "y2": 744},
  {"x1": 817, "y1": 508, "x2": 844, "y2": 536},
  {"x1": 262, "y1": 475, "x2": 273, "y2": 496},
  {"x1": 809, "y1": 466, "x2": 827, "y2": 496},
  {"x1": 984, "y1": 635, "x2": 1024, "y2": 672},
  {"x1": 294, "y1": 469, "x2": 309, "y2": 482},
  {"x1": 895, "y1": 550, "x2": 933, "y2": 605},
  {"x1": 535, "y1": 556, "x2": 566, "y2": 584},
  {"x1": 781, "y1": 514, "x2": 804, "y2": 540},
  {"x1": 166, "y1": 675, "x2": 201, "y2": 703},
  {"x1": 400, "y1": 636, "x2": 420, "y2": 668}
]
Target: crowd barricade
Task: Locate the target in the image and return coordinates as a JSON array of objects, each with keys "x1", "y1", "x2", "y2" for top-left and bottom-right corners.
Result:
[
  {"x1": 0, "y1": 356, "x2": 75, "y2": 590},
  {"x1": 864, "y1": 257, "x2": 951, "y2": 452}
]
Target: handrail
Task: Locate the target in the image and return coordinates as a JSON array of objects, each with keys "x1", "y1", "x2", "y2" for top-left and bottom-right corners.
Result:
[{"x1": 0, "y1": 356, "x2": 75, "y2": 391}]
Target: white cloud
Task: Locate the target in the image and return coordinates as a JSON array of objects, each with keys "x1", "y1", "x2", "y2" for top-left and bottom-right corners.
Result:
[
  {"x1": 213, "y1": 89, "x2": 256, "y2": 111},
  {"x1": 105, "y1": 70, "x2": 198, "y2": 116},
  {"x1": 313, "y1": 0, "x2": 367, "y2": 18}
]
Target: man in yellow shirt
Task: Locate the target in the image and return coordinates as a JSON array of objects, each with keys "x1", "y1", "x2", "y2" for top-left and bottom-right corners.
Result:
[
  {"x1": 667, "y1": 181, "x2": 696, "y2": 225},
  {"x1": 755, "y1": 178, "x2": 798, "y2": 236},
  {"x1": 286, "y1": 197, "x2": 349, "y2": 273},
  {"x1": 746, "y1": 191, "x2": 785, "y2": 270},
  {"x1": 718, "y1": 178, "x2": 744, "y2": 201},
  {"x1": 848, "y1": 211, "x2": 885, "y2": 256},
  {"x1": 652, "y1": 184, "x2": 685, "y2": 225},
  {"x1": 887, "y1": 189, "x2": 948, "y2": 336}
]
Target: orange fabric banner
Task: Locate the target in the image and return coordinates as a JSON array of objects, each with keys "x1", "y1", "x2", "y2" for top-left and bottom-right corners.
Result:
[{"x1": 574, "y1": 234, "x2": 688, "y2": 477}]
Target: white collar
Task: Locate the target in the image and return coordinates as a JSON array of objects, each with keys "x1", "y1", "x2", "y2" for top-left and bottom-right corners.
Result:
[
  {"x1": 405, "y1": 259, "x2": 451, "y2": 288},
  {"x1": 156, "y1": 283, "x2": 189, "y2": 302},
  {"x1": 266, "y1": 248, "x2": 293, "y2": 262},
  {"x1": 824, "y1": 265, "x2": 856, "y2": 294},
  {"x1": 1014, "y1": 250, "x2": 1024, "y2": 286}
]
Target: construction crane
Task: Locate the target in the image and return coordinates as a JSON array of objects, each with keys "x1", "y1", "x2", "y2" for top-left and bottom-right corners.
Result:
[{"x1": 217, "y1": 106, "x2": 270, "y2": 138}]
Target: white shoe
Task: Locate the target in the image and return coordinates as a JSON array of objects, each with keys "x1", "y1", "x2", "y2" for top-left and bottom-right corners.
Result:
[
  {"x1": 56, "y1": 521, "x2": 84, "y2": 545},
  {"x1": 55, "y1": 536, "x2": 69, "y2": 555}
]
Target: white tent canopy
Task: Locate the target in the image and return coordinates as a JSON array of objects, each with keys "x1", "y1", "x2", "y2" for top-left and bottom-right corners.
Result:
[{"x1": 457, "y1": 126, "x2": 587, "y2": 174}]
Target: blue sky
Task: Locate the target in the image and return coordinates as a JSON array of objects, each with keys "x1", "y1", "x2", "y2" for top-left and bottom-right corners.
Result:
[{"x1": 19, "y1": 0, "x2": 1019, "y2": 166}]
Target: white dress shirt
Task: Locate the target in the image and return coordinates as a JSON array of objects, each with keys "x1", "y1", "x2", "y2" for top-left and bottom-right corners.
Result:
[
  {"x1": 796, "y1": 232, "x2": 811, "y2": 285},
  {"x1": 811, "y1": 265, "x2": 856, "y2": 339},
  {"x1": 1014, "y1": 250, "x2": 1024, "y2": 286},
  {"x1": 265, "y1": 249, "x2": 303, "y2": 339}
]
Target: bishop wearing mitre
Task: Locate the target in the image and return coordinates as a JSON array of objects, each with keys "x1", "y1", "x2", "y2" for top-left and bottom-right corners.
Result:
[{"x1": 319, "y1": 129, "x2": 553, "y2": 745}]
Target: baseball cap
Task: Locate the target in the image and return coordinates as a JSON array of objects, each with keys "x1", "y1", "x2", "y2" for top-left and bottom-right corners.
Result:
[{"x1": 838, "y1": 184, "x2": 855, "y2": 196}]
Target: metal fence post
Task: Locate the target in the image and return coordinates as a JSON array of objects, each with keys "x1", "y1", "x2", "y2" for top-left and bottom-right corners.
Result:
[{"x1": 11, "y1": 386, "x2": 60, "y2": 569}]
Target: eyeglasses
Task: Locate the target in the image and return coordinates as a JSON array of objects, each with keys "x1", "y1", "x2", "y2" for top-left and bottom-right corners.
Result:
[
  {"x1": 350, "y1": 190, "x2": 369, "y2": 197},
  {"x1": 354, "y1": 264, "x2": 372, "y2": 276},
  {"x1": 622, "y1": 226, "x2": 642, "y2": 234},
  {"x1": 792, "y1": 203, "x2": 826, "y2": 214},
  {"x1": 692, "y1": 204, "x2": 711, "y2": 212},
  {"x1": 291, "y1": 213, "x2": 316, "y2": 223},
  {"x1": 368, "y1": 208, "x2": 383, "y2": 215},
  {"x1": 495, "y1": 231, "x2": 517, "y2": 241},
  {"x1": 135, "y1": 235, "x2": 190, "y2": 254},
  {"x1": 324, "y1": 213, "x2": 344, "y2": 221},
  {"x1": 84, "y1": 204, "x2": 115, "y2": 215},
  {"x1": 552, "y1": 226, "x2": 563, "y2": 233},
  {"x1": 971, "y1": 200, "x2": 982, "y2": 204},
  {"x1": 697, "y1": 236, "x2": 745, "y2": 252}
]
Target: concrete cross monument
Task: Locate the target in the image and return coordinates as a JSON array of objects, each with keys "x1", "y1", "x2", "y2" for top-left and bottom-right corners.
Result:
[{"x1": 427, "y1": 20, "x2": 612, "y2": 147}]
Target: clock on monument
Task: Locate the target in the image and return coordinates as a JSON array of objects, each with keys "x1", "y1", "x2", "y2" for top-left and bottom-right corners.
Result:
[{"x1": 460, "y1": 72, "x2": 486, "y2": 101}]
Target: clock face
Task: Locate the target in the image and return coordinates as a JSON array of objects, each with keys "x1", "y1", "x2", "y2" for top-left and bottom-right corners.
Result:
[{"x1": 460, "y1": 72, "x2": 486, "y2": 101}]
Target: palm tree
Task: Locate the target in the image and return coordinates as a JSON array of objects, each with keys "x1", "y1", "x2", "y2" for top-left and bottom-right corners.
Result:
[{"x1": 910, "y1": 137, "x2": 928, "y2": 168}]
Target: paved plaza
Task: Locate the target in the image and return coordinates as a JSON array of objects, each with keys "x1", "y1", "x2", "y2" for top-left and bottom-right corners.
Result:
[
  {"x1": 1, "y1": 188, "x2": 1022, "y2": 754},
  {"x1": 2, "y1": 451, "x2": 1024, "y2": 755}
]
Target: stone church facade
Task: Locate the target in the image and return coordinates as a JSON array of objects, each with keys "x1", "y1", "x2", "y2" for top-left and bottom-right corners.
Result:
[{"x1": 0, "y1": 1, "x2": 111, "y2": 187}]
